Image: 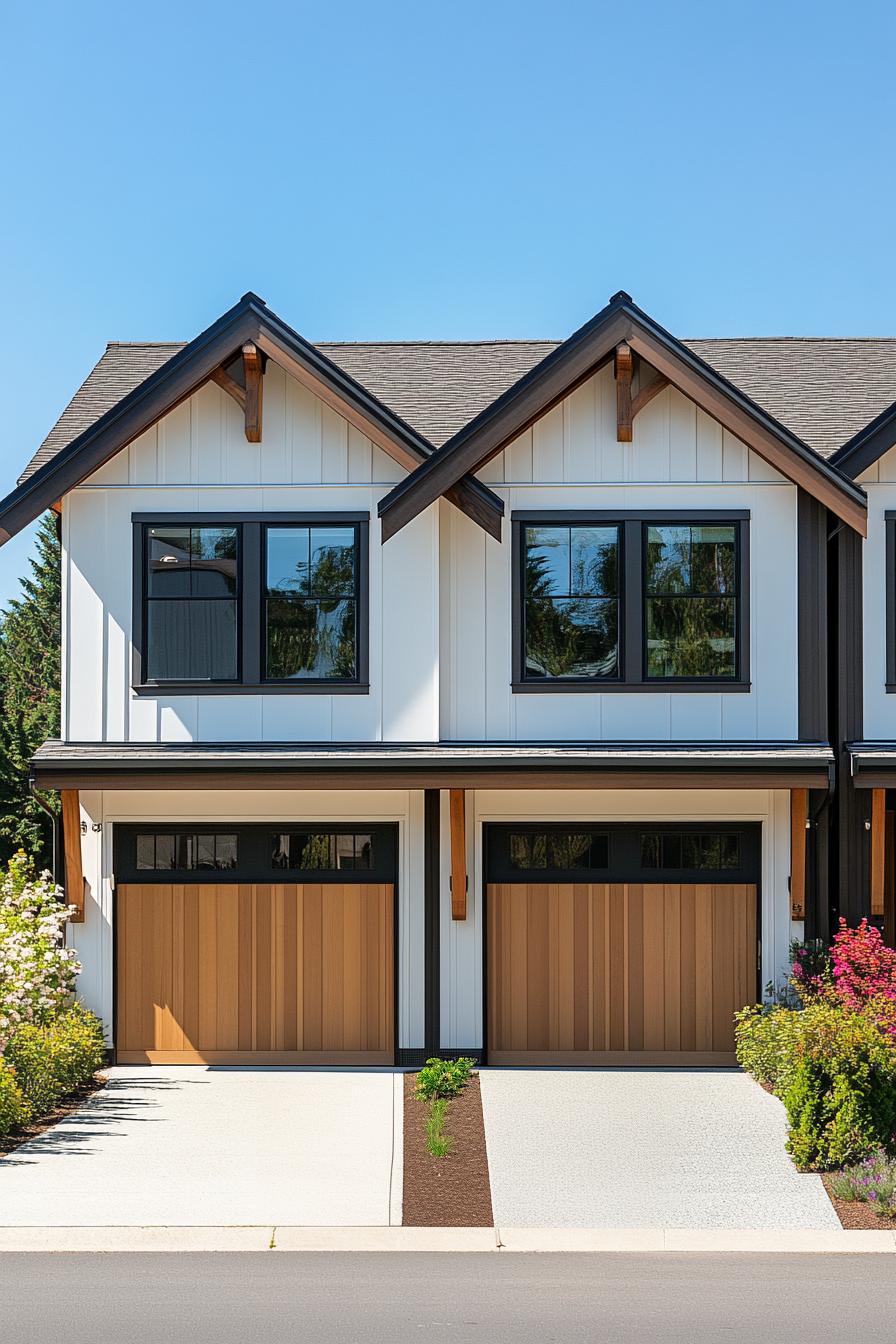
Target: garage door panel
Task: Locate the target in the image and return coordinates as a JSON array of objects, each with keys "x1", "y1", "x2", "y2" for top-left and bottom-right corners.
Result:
[
  {"x1": 488, "y1": 880, "x2": 757, "y2": 1065},
  {"x1": 117, "y1": 882, "x2": 394, "y2": 1064}
]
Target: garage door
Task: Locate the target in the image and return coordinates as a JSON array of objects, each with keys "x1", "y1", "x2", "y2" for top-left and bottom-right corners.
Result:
[
  {"x1": 485, "y1": 823, "x2": 759, "y2": 1066},
  {"x1": 114, "y1": 824, "x2": 396, "y2": 1065}
]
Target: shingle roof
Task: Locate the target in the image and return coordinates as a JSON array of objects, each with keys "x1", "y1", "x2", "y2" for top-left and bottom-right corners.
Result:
[{"x1": 21, "y1": 333, "x2": 896, "y2": 484}]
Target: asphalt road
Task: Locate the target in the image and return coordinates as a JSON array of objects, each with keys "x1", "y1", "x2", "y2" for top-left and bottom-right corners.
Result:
[{"x1": 3, "y1": 1252, "x2": 896, "y2": 1342}]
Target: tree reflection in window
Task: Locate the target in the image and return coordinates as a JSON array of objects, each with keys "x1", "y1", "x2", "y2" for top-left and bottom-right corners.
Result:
[
  {"x1": 265, "y1": 525, "x2": 359, "y2": 680},
  {"x1": 523, "y1": 525, "x2": 619, "y2": 679},
  {"x1": 645, "y1": 525, "x2": 738, "y2": 678}
]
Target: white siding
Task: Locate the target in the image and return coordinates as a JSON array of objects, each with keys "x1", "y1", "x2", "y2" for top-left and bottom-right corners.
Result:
[
  {"x1": 72, "y1": 789, "x2": 425, "y2": 1051},
  {"x1": 64, "y1": 369, "x2": 439, "y2": 743},
  {"x1": 441, "y1": 368, "x2": 799, "y2": 741},
  {"x1": 439, "y1": 787, "x2": 793, "y2": 1051},
  {"x1": 859, "y1": 456, "x2": 896, "y2": 738}
]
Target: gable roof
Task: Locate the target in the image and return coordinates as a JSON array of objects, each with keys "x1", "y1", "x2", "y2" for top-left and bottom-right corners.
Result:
[
  {"x1": 25, "y1": 334, "x2": 896, "y2": 489},
  {"x1": 376, "y1": 293, "x2": 868, "y2": 540},
  {"x1": 0, "y1": 293, "x2": 502, "y2": 545}
]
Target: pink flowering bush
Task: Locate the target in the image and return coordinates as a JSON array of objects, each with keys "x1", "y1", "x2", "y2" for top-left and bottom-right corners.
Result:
[
  {"x1": 0, "y1": 851, "x2": 80, "y2": 1051},
  {"x1": 829, "y1": 919, "x2": 896, "y2": 1026}
]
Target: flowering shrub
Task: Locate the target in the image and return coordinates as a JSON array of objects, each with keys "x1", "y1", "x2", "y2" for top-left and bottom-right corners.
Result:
[
  {"x1": 829, "y1": 919, "x2": 896, "y2": 1027},
  {"x1": 5, "y1": 1003, "x2": 105, "y2": 1116},
  {"x1": 829, "y1": 1151, "x2": 896, "y2": 1219},
  {"x1": 0, "y1": 852, "x2": 80, "y2": 1051},
  {"x1": 790, "y1": 938, "x2": 831, "y2": 1001}
]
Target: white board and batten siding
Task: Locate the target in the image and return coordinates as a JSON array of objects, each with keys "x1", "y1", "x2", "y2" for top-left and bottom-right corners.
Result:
[
  {"x1": 62, "y1": 365, "x2": 439, "y2": 744},
  {"x1": 858, "y1": 452, "x2": 896, "y2": 739},
  {"x1": 441, "y1": 364, "x2": 799, "y2": 742}
]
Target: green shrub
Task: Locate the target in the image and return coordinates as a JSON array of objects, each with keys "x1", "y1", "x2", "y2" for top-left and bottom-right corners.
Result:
[
  {"x1": 5, "y1": 1002, "x2": 105, "y2": 1116},
  {"x1": 415, "y1": 1056, "x2": 474, "y2": 1102},
  {"x1": 0, "y1": 1059, "x2": 30, "y2": 1135},
  {"x1": 783, "y1": 1003, "x2": 896, "y2": 1170},
  {"x1": 735, "y1": 1005, "x2": 804, "y2": 1094}
]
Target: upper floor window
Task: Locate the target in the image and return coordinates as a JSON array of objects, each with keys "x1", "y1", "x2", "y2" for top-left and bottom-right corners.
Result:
[
  {"x1": 513, "y1": 512, "x2": 748, "y2": 691},
  {"x1": 133, "y1": 513, "x2": 368, "y2": 693}
]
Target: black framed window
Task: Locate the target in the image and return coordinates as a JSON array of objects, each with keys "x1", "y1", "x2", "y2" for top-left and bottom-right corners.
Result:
[
  {"x1": 145, "y1": 525, "x2": 239, "y2": 681},
  {"x1": 132, "y1": 513, "x2": 369, "y2": 694},
  {"x1": 114, "y1": 823, "x2": 396, "y2": 884},
  {"x1": 486, "y1": 822, "x2": 759, "y2": 884},
  {"x1": 644, "y1": 524, "x2": 738, "y2": 680},
  {"x1": 522, "y1": 524, "x2": 619, "y2": 679},
  {"x1": 512, "y1": 511, "x2": 749, "y2": 692},
  {"x1": 265, "y1": 524, "x2": 359, "y2": 681}
]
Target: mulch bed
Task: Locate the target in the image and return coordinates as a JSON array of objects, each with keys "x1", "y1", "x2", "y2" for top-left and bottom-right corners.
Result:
[
  {"x1": 821, "y1": 1174, "x2": 896, "y2": 1231},
  {"x1": 402, "y1": 1072, "x2": 494, "y2": 1227},
  {"x1": 0, "y1": 1074, "x2": 107, "y2": 1159}
]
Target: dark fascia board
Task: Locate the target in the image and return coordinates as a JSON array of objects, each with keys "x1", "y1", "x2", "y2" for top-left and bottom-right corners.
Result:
[
  {"x1": 0, "y1": 292, "x2": 502, "y2": 546},
  {"x1": 30, "y1": 739, "x2": 834, "y2": 791},
  {"x1": 847, "y1": 742, "x2": 896, "y2": 787},
  {"x1": 831, "y1": 399, "x2": 896, "y2": 479},
  {"x1": 377, "y1": 291, "x2": 868, "y2": 540}
]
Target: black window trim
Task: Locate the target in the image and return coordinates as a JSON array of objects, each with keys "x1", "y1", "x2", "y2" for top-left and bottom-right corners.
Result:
[
  {"x1": 885, "y1": 513, "x2": 896, "y2": 692},
  {"x1": 511, "y1": 509, "x2": 750, "y2": 693},
  {"x1": 113, "y1": 821, "x2": 397, "y2": 885},
  {"x1": 132, "y1": 512, "x2": 370, "y2": 695},
  {"x1": 485, "y1": 820, "x2": 761, "y2": 884}
]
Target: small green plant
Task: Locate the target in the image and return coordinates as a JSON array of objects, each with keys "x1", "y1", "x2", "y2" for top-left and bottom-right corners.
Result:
[
  {"x1": 425, "y1": 1097, "x2": 453, "y2": 1157},
  {"x1": 415, "y1": 1056, "x2": 474, "y2": 1102},
  {"x1": 415, "y1": 1056, "x2": 475, "y2": 1158}
]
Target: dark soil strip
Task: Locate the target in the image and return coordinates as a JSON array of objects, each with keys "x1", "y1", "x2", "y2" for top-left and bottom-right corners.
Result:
[
  {"x1": 0, "y1": 1075, "x2": 107, "y2": 1159},
  {"x1": 402, "y1": 1072, "x2": 494, "y2": 1227},
  {"x1": 821, "y1": 1174, "x2": 896, "y2": 1231}
]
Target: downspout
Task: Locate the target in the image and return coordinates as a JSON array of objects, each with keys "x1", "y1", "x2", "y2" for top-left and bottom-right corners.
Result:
[{"x1": 28, "y1": 776, "x2": 60, "y2": 886}]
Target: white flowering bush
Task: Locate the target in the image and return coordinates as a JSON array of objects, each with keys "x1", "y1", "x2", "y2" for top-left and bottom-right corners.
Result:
[{"x1": 0, "y1": 851, "x2": 80, "y2": 1052}]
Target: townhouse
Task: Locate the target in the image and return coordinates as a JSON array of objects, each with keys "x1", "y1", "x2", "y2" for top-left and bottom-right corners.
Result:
[{"x1": 0, "y1": 289, "x2": 892, "y2": 1067}]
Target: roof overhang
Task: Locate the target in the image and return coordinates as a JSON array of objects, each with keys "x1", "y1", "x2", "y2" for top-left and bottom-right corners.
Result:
[
  {"x1": 31, "y1": 740, "x2": 834, "y2": 792},
  {"x1": 846, "y1": 743, "x2": 896, "y2": 788},
  {"x1": 377, "y1": 292, "x2": 868, "y2": 540},
  {"x1": 0, "y1": 293, "x2": 502, "y2": 546},
  {"x1": 831, "y1": 402, "x2": 896, "y2": 479}
]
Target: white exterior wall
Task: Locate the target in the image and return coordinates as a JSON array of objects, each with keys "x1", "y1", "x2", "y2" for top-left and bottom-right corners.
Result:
[
  {"x1": 439, "y1": 787, "x2": 794, "y2": 1051},
  {"x1": 71, "y1": 789, "x2": 426, "y2": 1051},
  {"x1": 441, "y1": 365, "x2": 799, "y2": 741},
  {"x1": 858, "y1": 453, "x2": 896, "y2": 739},
  {"x1": 62, "y1": 365, "x2": 439, "y2": 744}
]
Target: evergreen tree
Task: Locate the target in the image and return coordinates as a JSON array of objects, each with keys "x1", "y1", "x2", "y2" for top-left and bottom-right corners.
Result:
[{"x1": 0, "y1": 515, "x2": 61, "y2": 868}]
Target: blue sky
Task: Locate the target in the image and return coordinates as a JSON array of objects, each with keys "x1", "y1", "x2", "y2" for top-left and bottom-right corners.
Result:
[{"x1": 1, "y1": 0, "x2": 894, "y2": 604}]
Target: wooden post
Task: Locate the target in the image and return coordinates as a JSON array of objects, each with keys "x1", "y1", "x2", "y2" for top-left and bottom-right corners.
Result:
[
  {"x1": 60, "y1": 789, "x2": 85, "y2": 923},
  {"x1": 790, "y1": 788, "x2": 808, "y2": 921},
  {"x1": 871, "y1": 788, "x2": 886, "y2": 920},
  {"x1": 615, "y1": 341, "x2": 633, "y2": 442},
  {"x1": 449, "y1": 789, "x2": 467, "y2": 921}
]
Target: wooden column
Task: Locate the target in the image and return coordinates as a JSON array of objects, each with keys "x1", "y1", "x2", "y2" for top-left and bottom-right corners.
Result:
[
  {"x1": 871, "y1": 788, "x2": 886, "y2": 921},
  {"x1": 615, "y1": 341, "x2": 633, "y2": 442},
  {"x1": 449, "y1": 789, "x2": 467, "y2": 920},
  {"x1": 60, "y1": 789, "x2": 85, "y2": 923},
  {"x1": 790, "y1": 788, "x2": 808, "y2": 921}
]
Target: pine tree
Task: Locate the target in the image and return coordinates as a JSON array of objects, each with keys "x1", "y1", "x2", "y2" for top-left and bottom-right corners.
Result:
[{"x1": 0, "y1": 514, "x2": 61, "y2": 868}]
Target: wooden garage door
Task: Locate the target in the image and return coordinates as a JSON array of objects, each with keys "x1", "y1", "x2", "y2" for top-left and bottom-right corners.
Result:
[
  {"x1": 117, "y1": 883, "x2": 394, "y2": 1064},
  {"x1": 485, "y1": 823, "x2": 761, "y2": 1066},
  {"x1": 488, "y1": 882, "x2": 757, "y2": 1065}
]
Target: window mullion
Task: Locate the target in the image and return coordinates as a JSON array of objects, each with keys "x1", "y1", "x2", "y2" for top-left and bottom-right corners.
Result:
[
  {"x1": 623, "y1": 520, "x2": 643, "y2": 684},
  {"x1": 241, "y1": 522, "x2": 262, "y2": 684}
]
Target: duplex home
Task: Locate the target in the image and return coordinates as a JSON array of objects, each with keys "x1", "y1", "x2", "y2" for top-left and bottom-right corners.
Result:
[{"x1": 0, "y1": 290, "x2": 887, "y2": 1068}]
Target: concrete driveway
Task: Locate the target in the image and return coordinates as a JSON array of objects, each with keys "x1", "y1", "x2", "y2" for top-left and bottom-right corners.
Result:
[
  {"x1": 0, "y1": 1067, "x2": 403, "y2": 1226},
  {"x1": 480, "y1": 1069, "x2": 840, "y2": 1230}
]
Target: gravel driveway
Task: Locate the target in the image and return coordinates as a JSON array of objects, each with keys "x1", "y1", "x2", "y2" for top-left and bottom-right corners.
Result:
[{"x1": 480, "y1": 1069, "x2": 839, "y2": 1229}]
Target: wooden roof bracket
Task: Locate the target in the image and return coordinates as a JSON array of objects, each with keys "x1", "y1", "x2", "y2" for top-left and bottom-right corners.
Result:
[
  {"x1": 210, "y1": 342, "x2": 264, "y2": 442},
  {"x1": 616, "y1": 341, "x2": 670, "y2": 442}
]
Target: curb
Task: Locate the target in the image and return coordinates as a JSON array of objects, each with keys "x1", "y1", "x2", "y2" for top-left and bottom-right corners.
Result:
[{"x1": 0, "y1": 1225, "x2": 893, "y2": 1253}]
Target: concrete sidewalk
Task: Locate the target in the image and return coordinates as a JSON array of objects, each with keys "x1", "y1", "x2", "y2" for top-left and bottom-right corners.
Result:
[
  {"x1": 0, "y1": 1068, "x2": 403, "y2": 1227},
  {"x1": 480, "y1": 1069, "x2": 840, "y2": 1230}
]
